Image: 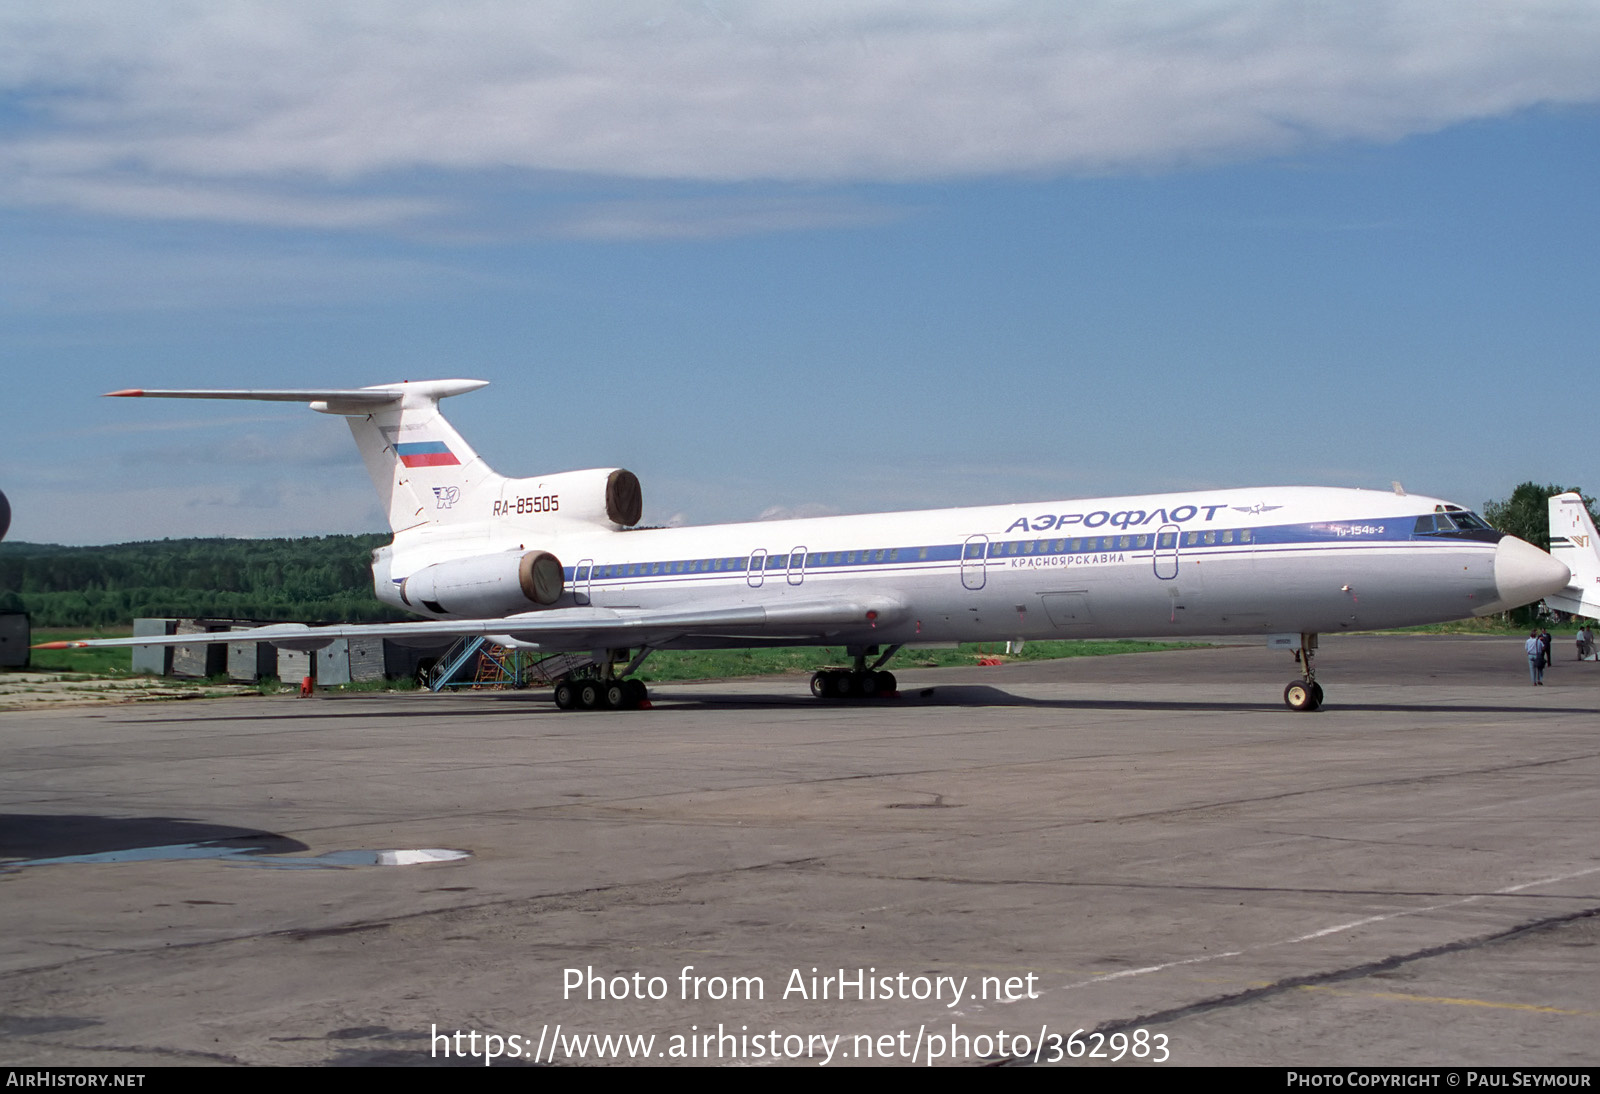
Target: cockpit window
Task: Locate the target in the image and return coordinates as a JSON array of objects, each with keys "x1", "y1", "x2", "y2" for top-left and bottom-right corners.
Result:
[{"x1": 1414, "y1": 509, "x2": 1500, "y2": 541}]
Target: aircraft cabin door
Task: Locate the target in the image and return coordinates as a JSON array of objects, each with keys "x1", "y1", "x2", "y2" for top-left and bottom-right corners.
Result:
[
  {"x1": 787, "y1": 546, "x2": 807, "y2": 586},
  {"x1": 574, "y1": 558, "x2": 594, "y2": 604},
  {"x1": 962, "y1": 534, "x2": 989, "y2": 591},
  {"x1": 748, "y1": 548, "x2": 767, "y2": 588},
  {"x1": 1153, "y1": 525, "x2": 1179, "y2": 580}
]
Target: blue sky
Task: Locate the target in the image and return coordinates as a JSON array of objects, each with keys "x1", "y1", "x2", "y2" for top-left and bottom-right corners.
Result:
[{"x1": 3, "y1": 2, "x2": 1598, "y2": 544}]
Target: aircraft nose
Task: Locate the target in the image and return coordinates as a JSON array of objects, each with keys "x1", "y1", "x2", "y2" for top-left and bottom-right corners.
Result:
[{"x1": 1493, "y1": 535, "x2": 1570, "y2": 610}]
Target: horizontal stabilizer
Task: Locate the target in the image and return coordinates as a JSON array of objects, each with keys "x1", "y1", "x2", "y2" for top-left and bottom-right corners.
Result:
[{"x1": 105, "y1": 379, "x2": 487, "y2": 409}]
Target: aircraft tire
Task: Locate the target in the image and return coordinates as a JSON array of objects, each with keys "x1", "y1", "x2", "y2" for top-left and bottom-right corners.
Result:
[
  {"x1": 553, "y1": 681, "x2": 577, "y2": 710},
  {"x1": 878, "y1": 671, "x2": 897, "y2": 695},
  {"x1": 603, "y1": 681, "x2": 626, "y2": 709},
  {"x1": 833, "y1": 672, "x2": 857, "y2": 699},
  {"x1": 858, "y1": 670, "x2": 880, "y2": 697},
  {"x1": 1310, "y1": 681, "x2": 1324, "y2": 709},
  {"x1": 810, "y1": 672, "x2": 828, "y2": 699},
  {"x1": 1284, "y1": 681, "x2": 1317, "y2": 712},
  {"x1": 624, "y1": 679, "x2": 648, "y2": 707},
  {"x1": 578, "y1": 682, "x2": 602, "y2": 710}
]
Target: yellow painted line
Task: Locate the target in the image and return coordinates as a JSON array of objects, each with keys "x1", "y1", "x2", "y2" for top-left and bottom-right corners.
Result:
[{"x1": 1297, "y1": 984, "x2": 1600, "y2": 1017}]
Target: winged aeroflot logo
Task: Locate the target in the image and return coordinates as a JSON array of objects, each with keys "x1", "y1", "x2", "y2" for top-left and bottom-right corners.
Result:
[
  {"x1": 433, "y1": 486, "x2": 460, "y2": 509},
  {"x1": 1232, "y1": 503, "x2": 1283, "y2": 515}
]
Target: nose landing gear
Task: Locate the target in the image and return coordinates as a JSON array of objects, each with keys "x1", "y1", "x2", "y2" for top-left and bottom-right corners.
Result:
[{"x1": 1284, "y1": 633, "x2": 1323, "y2": 711}]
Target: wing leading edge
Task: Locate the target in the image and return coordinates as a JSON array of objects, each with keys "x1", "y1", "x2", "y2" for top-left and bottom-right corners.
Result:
[{"x1": 35, "y1": 597, "x2": 906, "y2": 654}]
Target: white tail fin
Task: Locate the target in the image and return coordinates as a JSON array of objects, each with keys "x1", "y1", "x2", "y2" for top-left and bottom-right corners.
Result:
[
  {"x1": 107, "y1": 379, "x2": 503, "y2": 533},
  {"x1": 1546, "y1": 492, "x2": 1600, "y2": 616},
  {"x1": 332, "y1": 381, "x2": 504, "y2": 532}
]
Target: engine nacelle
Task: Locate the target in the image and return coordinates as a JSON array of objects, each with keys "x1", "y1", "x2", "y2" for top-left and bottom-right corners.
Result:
[
  {"x1": 401, "y1": 550, "x2": 564, "y2": 617},
  {"x1": 498, "y1": 468, "x2": 642, "y2": 528}
]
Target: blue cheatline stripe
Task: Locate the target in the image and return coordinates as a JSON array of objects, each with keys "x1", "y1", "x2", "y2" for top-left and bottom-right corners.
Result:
[{"x1": 556, "y1": 517, "x2": 1493, "y2": 585}]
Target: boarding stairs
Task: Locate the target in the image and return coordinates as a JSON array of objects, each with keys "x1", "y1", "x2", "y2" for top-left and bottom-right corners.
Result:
[{"x1": 428, "y1": 638, "x2": 596, "y2": 691}]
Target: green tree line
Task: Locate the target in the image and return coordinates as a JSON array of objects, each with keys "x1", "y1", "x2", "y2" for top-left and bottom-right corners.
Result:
[
  {"x1": 1482, "y1": 482, "x2": 1598, "y2": 553},
  {"x1": 0, "y1": 534, "x2": 404, "y2": 627}
]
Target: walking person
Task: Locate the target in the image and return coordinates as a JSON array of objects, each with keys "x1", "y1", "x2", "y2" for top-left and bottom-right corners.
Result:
[
  {"x1": 1527, "y1": 630, "x2": 1545, "y2": 685},
  {"x1": 1540, "y1": 628, "x2": 1554, "y2": 672}
]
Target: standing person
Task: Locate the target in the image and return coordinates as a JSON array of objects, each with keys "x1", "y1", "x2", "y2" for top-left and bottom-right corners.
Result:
[
  {"x1": 1527, "y1": 630, "x2": 1545, "y2": 685},
  {"x1": 1576, "y1": 625, "x2": 1593, "y2": 661},
  {"x1": 1540, "y1": 628, "x2": 1554, "y2": 671}
]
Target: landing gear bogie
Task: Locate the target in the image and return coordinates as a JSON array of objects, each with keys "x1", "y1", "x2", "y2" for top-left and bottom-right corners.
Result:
[
  {"x1": 548, "y1": 648, "x2": 655, "y2": 712},
  {"x1": 553, "y1": 677, "x2": 649, "y2": 711},
  {"x1": 809, "y1": 668, "x2": 900, "y2": 702}
]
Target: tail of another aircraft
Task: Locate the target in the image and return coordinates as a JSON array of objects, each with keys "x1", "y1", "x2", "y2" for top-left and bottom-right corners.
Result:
[
  {"x1": 107, "y1": 379, "x2": 504, "y2": 533},
  {"x1": 1546, "y1": 492, "x2": 1600, "y2": 617}
]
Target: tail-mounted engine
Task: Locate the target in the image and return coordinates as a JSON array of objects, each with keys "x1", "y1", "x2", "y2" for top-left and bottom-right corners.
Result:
[
  {"x1": 495, "y1": 468, "x2": 642, "y2": 528},
  {"x1": 401, "y1": 550, "x2": 564, "y2": 617}
]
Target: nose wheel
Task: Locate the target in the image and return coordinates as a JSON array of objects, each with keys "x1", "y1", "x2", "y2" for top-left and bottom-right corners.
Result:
[
  {"x1": 1283, "y1": 633, "x2": 1323, "y2": 711},
  {"x1": 1284, "y1": 679, "x2": 1323, "y2": 711}
]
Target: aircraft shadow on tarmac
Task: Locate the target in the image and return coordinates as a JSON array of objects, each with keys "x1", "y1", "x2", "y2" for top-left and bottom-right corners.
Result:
[
  {"x1": 662, "y1": 684, "x2": 1600, "y2": 717},
  {"x1": 125, "y1": 683, "x2": 1600, "y2": 719},
  {"x1": 0, "y1": 814, "x2": 306, "y2": 864}
]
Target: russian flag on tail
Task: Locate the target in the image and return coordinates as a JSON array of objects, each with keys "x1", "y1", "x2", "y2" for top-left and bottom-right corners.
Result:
[{"x1": 395, "y1": 440, "x2": 460, "y2": 468}]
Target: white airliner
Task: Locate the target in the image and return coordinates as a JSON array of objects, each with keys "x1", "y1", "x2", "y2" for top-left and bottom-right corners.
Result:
[{"x1": 43, "y1": 379, "x2": 1570, "y2": 712}]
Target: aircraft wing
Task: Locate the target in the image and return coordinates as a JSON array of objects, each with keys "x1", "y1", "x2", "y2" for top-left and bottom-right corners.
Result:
[{"x1": 35, "y1": 597, "x2": 905, "y2": 653}]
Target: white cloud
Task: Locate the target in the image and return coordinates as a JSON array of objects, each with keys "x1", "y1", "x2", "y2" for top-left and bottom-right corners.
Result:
[
  {"x1": 549, "y1": 193, "x2": 904, "y2": 239},
  {"x1": 1, "y1": 1, "x2": 1596, "y2": 228}
]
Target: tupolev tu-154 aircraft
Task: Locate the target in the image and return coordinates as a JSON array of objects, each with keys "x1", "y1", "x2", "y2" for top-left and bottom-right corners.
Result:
[{"x1": 42, "y1": 378, "x2": 1570, "y2": 712}]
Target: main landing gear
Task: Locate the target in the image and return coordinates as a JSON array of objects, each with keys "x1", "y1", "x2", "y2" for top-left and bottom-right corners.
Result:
[
  {"x1": 1283, "y1": 633, "x2": 1324, "y2": 712},
  {"x1": 552, "y1": 648, "x2": 652, "y2": 711},
  {"x1": 811, "y1": 645, "x2": 901, "y2": 702}
]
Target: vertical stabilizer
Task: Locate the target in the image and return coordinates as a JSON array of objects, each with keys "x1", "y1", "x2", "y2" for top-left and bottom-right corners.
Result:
[
  {"x1": 1546, "y1": 492, "x2": 1600, "y2": 616},
  {"x1": 324, "y1": 381, "x2": 501, "y2": 532}
]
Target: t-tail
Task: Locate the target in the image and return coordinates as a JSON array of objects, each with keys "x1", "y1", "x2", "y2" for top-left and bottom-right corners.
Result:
[
  {"x1": 108, "y1": 380, "x2": 500, "y2": 533},
  {"x1": 1546, "y1": 492, "x2": 1600, "y2": 617}
]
